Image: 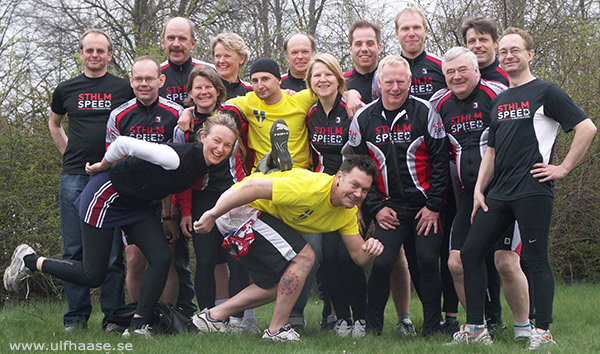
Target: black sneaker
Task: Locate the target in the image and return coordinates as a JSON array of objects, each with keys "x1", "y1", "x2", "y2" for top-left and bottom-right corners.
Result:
[
  {"x1": 441, "y1": 318, "x2": 460, "y2": 335},
  {"x1": 269, "y1": 119, "x2": 293, "y2": 171},
  {"x1": 487, "y1": 321, "x2": 507, "y2": 338}
]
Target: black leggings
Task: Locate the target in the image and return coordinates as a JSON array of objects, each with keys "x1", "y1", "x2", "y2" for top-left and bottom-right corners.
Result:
[
  {"x1": 190, "y1": 190, "x2": 250, "y2": 317},
  {"x1": 462, "y1": 196, "x2": 554, "y2": 329},
  {"x1": 321, "y1": 231, "x2": 367, "y2": 322},
  {"x1": 42, "y1": 218, "x2": 171, "y2": 320},
  {"x1": 367, "y1": 208, "x2": 443, "y2": 334}
]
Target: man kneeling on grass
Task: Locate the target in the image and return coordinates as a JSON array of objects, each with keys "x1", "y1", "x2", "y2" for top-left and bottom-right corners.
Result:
[{"x1": 192, "y1": 152, "x2": 384, "y2": 342}]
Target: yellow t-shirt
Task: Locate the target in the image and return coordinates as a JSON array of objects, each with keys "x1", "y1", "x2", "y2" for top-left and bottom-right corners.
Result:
[
  {"x1": 233, "y1": 169, "x2": 359, "y2": 235},
  {"x1": 227, "y1": 89, "x2": 317, "y2": 170}
]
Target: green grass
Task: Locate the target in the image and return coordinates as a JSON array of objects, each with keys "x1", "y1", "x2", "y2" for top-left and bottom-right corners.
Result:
[{"x1": 1, "y1": 283, "x2": 599, "y2": 353}]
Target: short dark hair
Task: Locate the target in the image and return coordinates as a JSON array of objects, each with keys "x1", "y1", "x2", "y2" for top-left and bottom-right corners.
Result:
[
  {"x1": 283, "y1": 32, "x2": 317, "y2": 54},
  {"x1": 340, "y1": 155, "x2": 379, "y2": 181},
  {"x1": 349, "y1": 20, "x2": 381, "y2": 45},
  {"x1": 461, "y1": 17, "x2": 499, "y2": 43}
]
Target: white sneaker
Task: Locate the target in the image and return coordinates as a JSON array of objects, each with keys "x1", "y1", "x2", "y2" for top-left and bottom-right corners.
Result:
[
  {"x1": 4, "y1": 244, "x2": 34, "y2": 292},
  {"x1": 122, "y1": 324, "x2": 152, "y2": 338},
  {"x1": 333, "y1": 319, "x2": 352, "y2": 337},
  {"x1": 528, "y1": 328, "x2": 556, "y2": 350},
  {"x1": 352, "y1": 319, "x2": 367, "y2": 338},
  {"x1": 192, "y1": 309, "x2": 228, "y2": 333},
  {"x1": 396, "y1": 318, "x2": 417, "y2": 336},
  {"x1": 448, "y1": 324, "x2": 493, "y2": 345},
  {"x1": 262, "y1": 324, "x2": 300, "y2": 342}
]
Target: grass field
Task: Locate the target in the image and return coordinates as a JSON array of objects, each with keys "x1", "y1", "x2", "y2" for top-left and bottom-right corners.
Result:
[{"x1": 1, "y1": 283, "x2": 598, "y2": 353}]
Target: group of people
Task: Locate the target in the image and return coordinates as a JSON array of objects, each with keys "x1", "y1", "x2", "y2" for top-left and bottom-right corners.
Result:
[{"x1": 3, "y1": 6, "x2": 596, "y2": 350}]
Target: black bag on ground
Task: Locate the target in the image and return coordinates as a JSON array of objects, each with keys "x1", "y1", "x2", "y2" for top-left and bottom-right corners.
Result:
[{"x1": 106, "y1": 302, "x2": 195, "y2": 334}]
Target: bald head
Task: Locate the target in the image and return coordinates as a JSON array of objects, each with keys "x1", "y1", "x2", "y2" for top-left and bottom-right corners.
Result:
[{"x1": 161, "y1": 17, "x2": 197, "y2": 65}]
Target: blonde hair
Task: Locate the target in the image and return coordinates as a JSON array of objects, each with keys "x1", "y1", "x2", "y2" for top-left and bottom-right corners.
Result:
[
  {"x1": 305, "y1": 53, "x2": 347, "y2": 97},
  {"x1": 211, "y1": 32, "x2": 249, "y2": 59},
  {"x1": 198, "y1": 111, "x2": 240, "y2": 145},
  {"x1": 394, "y1": 7, "x2": 428, "y2": 33},
  {"x1": 378, "y1": 55, "x2": 412, "y2": 78}
]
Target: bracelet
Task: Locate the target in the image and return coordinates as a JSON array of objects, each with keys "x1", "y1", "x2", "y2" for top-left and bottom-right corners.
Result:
[{"x1": 162, "y1": 215, "x2": 173, "y2": 221}]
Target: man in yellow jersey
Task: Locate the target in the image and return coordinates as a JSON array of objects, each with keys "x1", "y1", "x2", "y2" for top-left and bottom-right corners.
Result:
[{"x1": 191, "y1": 154, "x2": 384, "y2": 341}]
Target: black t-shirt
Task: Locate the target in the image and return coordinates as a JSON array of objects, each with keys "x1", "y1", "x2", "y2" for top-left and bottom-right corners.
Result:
[
  {"x1": 307, "y1": 94, "x2": 350, "y2": 174},
  {"x1": 51, "y1": 73, "x2": 134, "y2": 175},
  {"x1": 488, "y1": 79, "x2": 587, "y2": 200}
]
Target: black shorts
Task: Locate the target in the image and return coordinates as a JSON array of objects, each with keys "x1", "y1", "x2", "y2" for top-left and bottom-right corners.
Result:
[
  {"x1": 236, "y1": 212, "x2": 307, "y2": 289},
  {"x1": 450, "y1": 189, "x2": 521, "y2": 254}
]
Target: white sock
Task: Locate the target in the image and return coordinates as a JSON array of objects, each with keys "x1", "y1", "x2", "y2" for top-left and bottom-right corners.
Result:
[{"x1": 514, "y1": 321, "x2": 532, "y2": 339}]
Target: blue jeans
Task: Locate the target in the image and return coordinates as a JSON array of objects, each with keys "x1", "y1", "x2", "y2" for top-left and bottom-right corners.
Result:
[
  {"x1": 290, "y1": 233, "x2": 322, "y2": 319},
  {"x1": 60, "y1": 174, "x2": 125, "y2": 328}
]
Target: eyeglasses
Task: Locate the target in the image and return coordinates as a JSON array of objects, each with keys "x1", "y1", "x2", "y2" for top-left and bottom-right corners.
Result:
[
  {"x1": 499, "y1": 47, "x2": 527, "y2": 57},
  {"x1": 132, "y1": 76, "x2": 159, "y2": 84}
]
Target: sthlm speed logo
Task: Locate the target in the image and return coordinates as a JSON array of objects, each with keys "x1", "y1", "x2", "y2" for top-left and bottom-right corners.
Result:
[{"x1": 431, "y1": 121, "x2": 446, "y2": 139}]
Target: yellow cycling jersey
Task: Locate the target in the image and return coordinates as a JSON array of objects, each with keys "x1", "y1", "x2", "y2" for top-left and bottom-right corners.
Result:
[
  {"x1": 233, "y1": 169, "x2": 359, "y2": 235},
  {"x1": 227, "y1": 89, "x2": 316, "y2": 170}
]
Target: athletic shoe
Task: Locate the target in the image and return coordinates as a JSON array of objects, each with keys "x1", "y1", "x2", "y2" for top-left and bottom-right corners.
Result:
[
  {"x1": 441, "y1": 318, "x2": 460, "y2": 335},
  {"x1": 528, "y1": 328, "x2": 556, "y2": 350},
  {"x1": 333, "y1": 319, "x2": 352, "y2": 337},
  {"x1": 192, "y1": 309, "x2": 228, "y2": 333},
  {"x1": 447, "y1": 324, "x2": 493, "y2": 345},
  {"x1": 262, "y1": 324, "x2": 300, "y2": 342},
  {"x1": 269, "y1": 119, "x2": 293, "y2": 171},
  {"x1": 105, "y1": 323, "x2": 127, "y2": 333},
  {"x1": 487, "y1": 321, "x2": 507, "y2": 338},
  {"x1": 4, "y1": 244, "x2": 35, "y2": 292},
  {"x1": 122, "y1": 324, "x2": 152, "y2": 338},
  {"x1": 320, "y1": 313, "x2": 337, "y2": 330},
  {"x1": 514, "y1": 322, "x2": 533, "y2": 341},
  {"x1": 396, "y1": 318, "x2": 417, "y2": 336},
  {"x1": 64, "y1": 321, "x2": 88, "y2": 333},
  {"x1": 352, "y1": 319, "x2": 367, "y2": 338}
]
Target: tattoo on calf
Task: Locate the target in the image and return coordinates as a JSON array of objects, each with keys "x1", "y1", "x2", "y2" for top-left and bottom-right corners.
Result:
[{"x1": 279, "y1": 270, "x2": 300, "y2": 295}]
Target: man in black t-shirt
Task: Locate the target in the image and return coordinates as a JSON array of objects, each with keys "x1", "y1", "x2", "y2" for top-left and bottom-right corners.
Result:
[
  {"x1": 453, "y1": 27, "x2": 596, "y2": 350},
  {"x1": 48, "y1": 29, "x2": 133, "y2": 331}
]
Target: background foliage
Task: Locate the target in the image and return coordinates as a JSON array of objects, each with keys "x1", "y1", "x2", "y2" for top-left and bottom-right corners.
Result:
[{"x1": 1, "y1": 0, "x2": 599, "y2": 302}]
